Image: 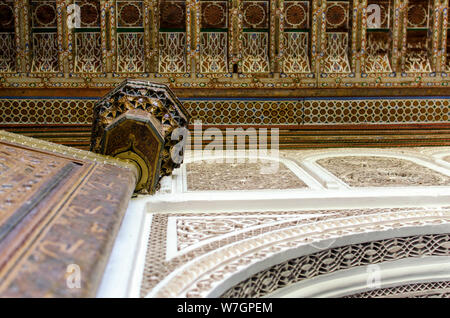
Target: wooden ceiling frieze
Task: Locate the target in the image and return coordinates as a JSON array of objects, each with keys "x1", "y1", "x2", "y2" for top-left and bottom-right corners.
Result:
[{"x1": 0, "y1": 0, "x2": 449, "y2": 89}]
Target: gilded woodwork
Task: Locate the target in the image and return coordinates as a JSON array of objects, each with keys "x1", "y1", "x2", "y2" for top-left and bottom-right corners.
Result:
[
  {"x1": 90, "y1": 79, "x2": 190, "y2": 194},
  {"x1": 0, "y1": 130, "x2": 136, "y2": 297},
  {"x1": 101, "y1": 108, "x2": 164, "y2": 192},
  {"x1": 0, "y1": 0, "x2": 450, "y2": 88}
]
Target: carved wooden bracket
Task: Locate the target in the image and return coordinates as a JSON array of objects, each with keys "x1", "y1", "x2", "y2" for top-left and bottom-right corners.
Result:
[{"x1": 90, "y1": 80, "x2": 190, "y2": 194}]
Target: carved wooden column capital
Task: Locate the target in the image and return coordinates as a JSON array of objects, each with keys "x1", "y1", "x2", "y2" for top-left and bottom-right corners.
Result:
[{"x1": 90, "y1": 79, "x2": 190, "y2": 194}]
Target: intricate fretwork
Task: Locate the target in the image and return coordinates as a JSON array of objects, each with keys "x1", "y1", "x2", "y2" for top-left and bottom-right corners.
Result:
[
  {"x1": 75, "y1": 33, "x2": 102, "y2": 73},
  {"x1": 142, "y1": 207, "x2": 450, "y2": 297},
  {"x1": 1, "y1": 97, "x2": 449, "y2": 127},
  {"x1": 30, "y1": 0, "x2": 58, "y2": 72},
  {"x1": 141, "y1": 210, "x2": 365, "y2": 296},
  {"x1": 115, "y1": 1, "x2": 144, "y2": 73},
  {"x1": 0, "y1": 0, "x2": 448, "y2": 88},
  {"x1": 322, "y1": 32, "x2": 351, "y2": 73},
  {"x1": 0, "y1": 33, "x2": 16, "y2": 72},
  {"x1": 117, "y1": 33, "x2": 145, "y2": 72},
  {"x1": 176, "y1": 216, "x2": 295, "y2": 252},
  {"x1": 344, "y1": 281, "x2": 450, "y2": 298},
  {"x1": 404, "y1": 0, "x2": 432, "y2": 73},
  {"x1": 200, "y1": 32, "x2": 228, "y2": 73},
  {"x1": 220, "y1": 234, "x2": 450, "y2": 297},
  {"x1": 366, "y1": 32, "x2": 392, "y2": 73},
  {"x1": 282, "y1": 32, "x2": 310, "y2": 73},
  {"x1": 31, "y1": 33, "x2": 58, "y2": 72},
  {"x1": 0, "y1": 98, "x2": 95, "y2": 125},
  {"x1": 242, "y1": 32, "x2": 270, "y2": 73},
  {"x1": 0, "y1": 0, "x2": 15, "y2": 73},
  {"x1": 159, "y1": 32, "x2": 187, "y2": 73}
]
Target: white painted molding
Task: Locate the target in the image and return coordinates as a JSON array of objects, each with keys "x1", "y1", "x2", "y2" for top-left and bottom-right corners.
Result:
[
  {"x1": 144, "y1": 187, "x2": 450, "y2": 213},
  {"x1": 96, "y1": 198, "x2": 152, "y2": 298}
]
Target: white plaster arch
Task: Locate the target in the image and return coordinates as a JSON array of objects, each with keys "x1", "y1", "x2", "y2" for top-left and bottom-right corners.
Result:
[
  {"x1": 145, "y1": 208, "x2": 449, "y2": 297},
  {"x1": 204, "y1": 225, "x2": 450, "y2": 298},
  {"x1": 264, "y1": 256, "x2": 450, "y2": 298}
]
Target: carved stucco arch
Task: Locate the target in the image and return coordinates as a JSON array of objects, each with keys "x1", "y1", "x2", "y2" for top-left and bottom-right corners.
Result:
[
  {"x1": 209, "y1": 227, "x2": 450, "y2": 298},
  {"x1": 145, "y1": 208, "x2": 450, "y2": 298},
  {"x1": 263, "y1": 256, "x2": 450, "y2": 298}
]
